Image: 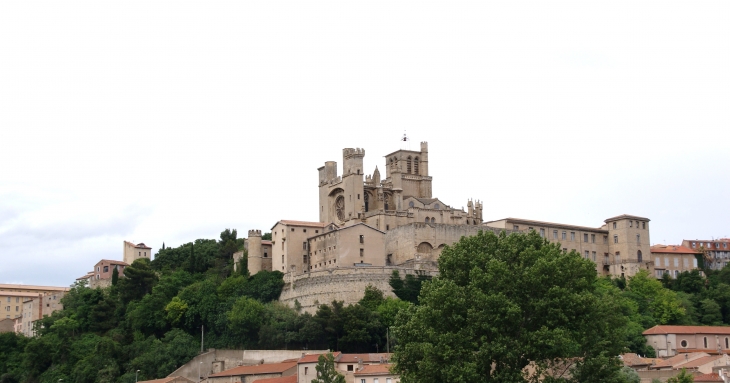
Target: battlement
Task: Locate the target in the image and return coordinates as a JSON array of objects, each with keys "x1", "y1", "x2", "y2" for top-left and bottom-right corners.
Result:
[
  {"x1": 420, "y1": 141, "x2": 428, "y2": 152},
  {"x1": 248, "y1": 229, "x2": 262, "y2": 237},
  {"x1": 342, "y1": 148, "x2": 365, "y2": 158}
]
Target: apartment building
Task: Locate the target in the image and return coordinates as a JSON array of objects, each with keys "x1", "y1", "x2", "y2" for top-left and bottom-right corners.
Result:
[
  {"x1": 19, "y1": 291, "x2": 66, "y2": 337},
  {"x1": 682, "y1": 239, "x2": 730, "y2": 270},
  {"x1": 651, "y1": 245, "x2": 702, "y2": 278},
  {"x1": 0, "y1": 284, "x2": 69, "y2": 321}
]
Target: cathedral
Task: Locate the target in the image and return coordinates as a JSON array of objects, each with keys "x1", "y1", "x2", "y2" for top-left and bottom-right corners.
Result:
[{"x1": 237, "y1": 142, "x2": 655, "y2": 313}]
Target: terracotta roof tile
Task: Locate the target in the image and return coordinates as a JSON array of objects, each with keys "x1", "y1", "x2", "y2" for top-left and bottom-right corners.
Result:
[
  {"x1": 338, "y1": 353, "x2": 392, "y2": 364},
  {"x1": 0, "y1": 284, "x2": 69, "y2": 291},
  {"x1": 678, "y1": 355, "x2": 723, "y2": 368},
  {"x1": 208, "y1": 362, "x2": 296, "y2": 377},
  {"x1": 354, "y1": 364, "x2": 394, "y2": 376},
  {"x1": 650, "y1": 245, "x2": 701, "y2": 254},
  {"x1": 604, "y1": 214, "x2": 650, "y2": 223},
  {"x1": 644, "y1": 326, "x2": 730, "y2": 335},
  {"x1": 254, "y1": 376, "x2": 297, "y2": 383},
  {"x1": 484, "y1": 218, "x2": 608, "y2": 233},
  {"x1": 95, "y1": 259, "x2": 130, "y2": 266},
  {"x1": 298, "y1": 352, "x2": 341, "y2": 363},
  {"x1": 652, "y1": 353, "x2": 710, "y2": 368},
  {"x1": 137, "y1": 378, "x2": 178, "y2": 383},
  {"x1": 621, "y1": 353, "x2": 652, "y2": 367},
  {"x1": 695, "y1": 373, "x2": 724, "y2": 382},
  {"x1": 275, "y1": 220, "x2": 329, "y2": 228}
]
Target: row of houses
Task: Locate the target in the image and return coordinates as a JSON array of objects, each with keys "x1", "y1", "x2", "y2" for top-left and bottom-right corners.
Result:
[{"x1": 156, "y1": 351, "x2": 396, "y2": 383}]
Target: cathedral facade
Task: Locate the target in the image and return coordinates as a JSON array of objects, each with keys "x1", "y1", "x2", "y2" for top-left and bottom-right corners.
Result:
[{"x1": 244, "y1": 142, "x2": 654, "y2": 313}]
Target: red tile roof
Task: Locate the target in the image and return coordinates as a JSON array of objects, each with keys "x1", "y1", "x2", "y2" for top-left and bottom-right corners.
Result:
[
  {"x1": 274, "y1": 220, "x2": 329, "y2": 229},
  {"x1": 678, "y1": 355, "x2": 724, "y2": 368},
  {"x1": 254, "y1": 376, "x2": 297, "y2": 383},
  {"x1": 95, "y1": 259, "x2": 130, "y2": 266},
  {"x1": 651, "y1": 245, "x2": 701, "y2": 254},
  {"x1": 644, "y1": 326, "x2": 730, "y2": 335},
  {"x1": 137, "y1": 377, "x2": 192, "y2": 383},
  {"x1": 298, "y1": 352, "x2": 341, "y2": 364},
  {"x1": 621, "y1": 353, "x2": 654, "y2": 367},
  {"x1": 354, "y1": 364, "x2": 394, "y2": 376},
  {"x1": 604, "y1": 214, "x2": 650, "y2": 223},
  {"x1": 262, "y1": 240, "x2": 272, "y2": 245},
  {"x1": 652, "y1": 353, "x2": 710, "y2": 368},
  {"x1": 338, "y1": 353, "x2": 392, "y2": 364},
  {"x1": 695, "y1": 373, "x2": 723, "y2": 382},
  {"x1": 208, "y1": 361, "x2": 297, "y2": 377}
]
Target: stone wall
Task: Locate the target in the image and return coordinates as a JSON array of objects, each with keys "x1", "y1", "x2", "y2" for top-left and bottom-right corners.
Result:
[{"x1": 279, "y1": 266, "x2": 438, "y2": 314}]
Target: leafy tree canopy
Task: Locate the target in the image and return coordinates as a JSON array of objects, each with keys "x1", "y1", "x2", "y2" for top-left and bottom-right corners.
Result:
[{"x1": 392, "y1": 230, "x2": 628, "y2": 383}]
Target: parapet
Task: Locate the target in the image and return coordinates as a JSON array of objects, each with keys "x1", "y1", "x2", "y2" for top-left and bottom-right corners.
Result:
[
  {"x1": 343, "y1": 148, "x2": 365, "y2": 158},
  {"x1": 248, "y1": 229, "x2": 262, "y2": 237},
  {"x1": 420, "y1": 142, "x2": 428, "y2": 152}
]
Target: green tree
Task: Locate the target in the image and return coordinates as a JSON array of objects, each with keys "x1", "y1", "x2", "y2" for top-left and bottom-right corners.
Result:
[
  {"x1": 358, "y1": 285, "x2": 385, "y2": 311},
  {"x1": 261, "y1": 232, "x2": 272, "y2": 240},
  {"x1": 227, "y1": 296, "x2": 265, "y2": 346},
  {"x1": 311, "y1": 353, "x2": 346, "y2": 383},
  {"x1": 389, "y1": 271, "x2": 430, "y2": 304},
  {"x1": 699, "y1": 299, "x2": 723, "y2": 325},
  {"x1": 118, "y1": 258, "x2": 158, "y2": 304},
  {"x1": 667, "y1": 368, "x2": 694, "y2": 383},
  {"x1": 618, "y1": 366, "x2": 640, "y2": 383},
  {"x1": 392, "y1": 230, "x2": 627, "y2": 383},
  {"x1": 627, "y1": 270, "x2": 686, "y2": 324},
  {"x1": 111, "y1": 267, "x2": 119, "y2": 286}
]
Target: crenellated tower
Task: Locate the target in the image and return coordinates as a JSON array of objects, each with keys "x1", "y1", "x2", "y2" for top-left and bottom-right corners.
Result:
[{"x1": 318, "y1": 148, "x2": 366, "y2": 226}]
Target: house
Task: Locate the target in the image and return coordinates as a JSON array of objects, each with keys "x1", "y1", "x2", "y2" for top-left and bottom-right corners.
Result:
[
  {"x1": 353, "y1": 364, "x2": 398, "y2": 383},
  {"x1": 296, "y1": 352, "x2": 341, "y2": 383},
  {"x1": 207, "y1": 361, "x2": 297, "y2": 383}
]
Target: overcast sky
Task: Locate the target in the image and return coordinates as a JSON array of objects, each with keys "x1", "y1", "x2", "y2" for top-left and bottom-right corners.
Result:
[{"x1": 1, "y1": 1, "x2": 728, "y2": 287}]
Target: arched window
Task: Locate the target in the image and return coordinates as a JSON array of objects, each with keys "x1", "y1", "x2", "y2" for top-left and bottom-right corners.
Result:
[
  {"x1": 431, "y1": 217, "x2": 435, "y2": 223},
  {"x1": 637, "y1": 250, "x2": 643, "y2": 263},
  {"x1": 407, "y1": 156, "x2": 412, "y2": 173},
  {"x1": 414, "y1": 157, "x2": 419, "y2": 174},
  {"x1": 425, "y1": 217, "x2": 430, "y2": 223},
  {"x1": 408, "y1": 201, "x2": 414, "y2": 208}
]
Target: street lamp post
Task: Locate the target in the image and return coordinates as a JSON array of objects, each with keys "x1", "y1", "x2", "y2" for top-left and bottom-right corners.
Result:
[{"x1": 136, "y1": 370, "x2": 140, "y2": 383}]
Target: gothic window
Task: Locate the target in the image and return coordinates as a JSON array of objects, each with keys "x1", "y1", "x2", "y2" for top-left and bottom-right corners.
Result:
[
  {"x1": 409, "y1": 201, "x2": 414, "y2": 208},
  {"x1": 425, "y1": 217, "x2": 430, "y2": 223},
  {"x1": 407, "y1": 156, "x2": 412, "y2": 173},
  {"x1": 364, "y1": 192, "x2": 369, "y2": 212},
  {"x1": 431, "y1": 217, "x2": 435, "y2": 223},
  {"x1": 335, "y1": 196, "x2": 345, "y2": 221},
  {"x1": 414, "y1": 157, "x2": 419, "y2": 174},
  {"x1": 434, "y1": 203, "x2": 440, "y2": 209},
  {"x1": 637, "y1": 250, "x2": 643, "y2": 263}
]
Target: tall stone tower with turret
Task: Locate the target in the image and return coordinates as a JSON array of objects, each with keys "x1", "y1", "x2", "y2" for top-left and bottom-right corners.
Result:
[{"x1": 246, "y1": 229, "x2": 263, "y2": 274}]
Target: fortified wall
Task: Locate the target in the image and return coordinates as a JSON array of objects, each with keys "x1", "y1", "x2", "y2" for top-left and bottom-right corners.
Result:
[
  {"x1": 279, "y1": 266, "x2": 437, "y2": 314},
  {"x1": 385, "y1": 223, "x2": 505, "y2": 267}
]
